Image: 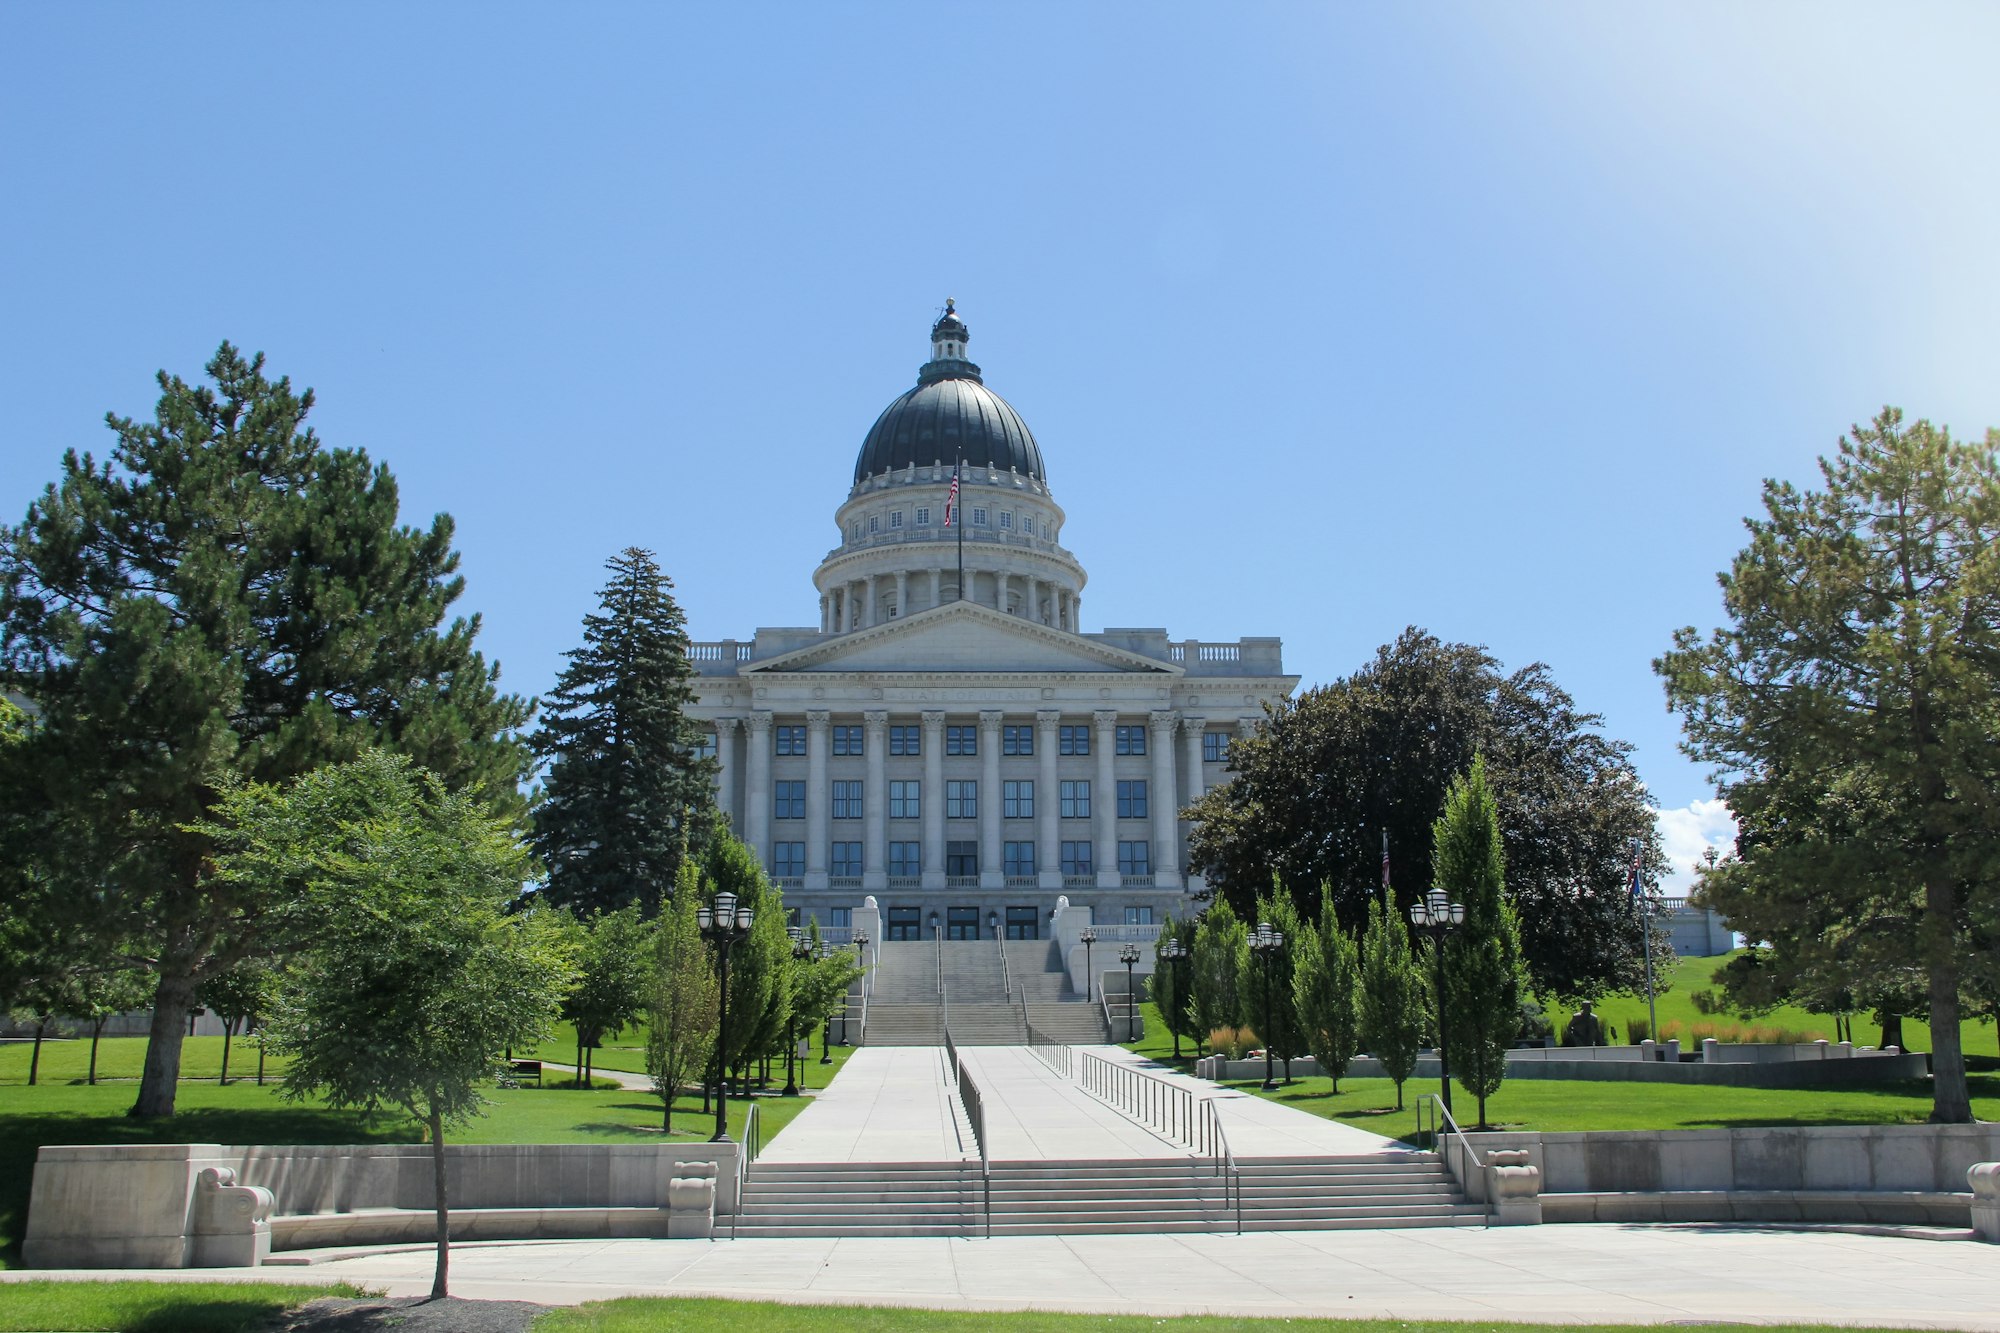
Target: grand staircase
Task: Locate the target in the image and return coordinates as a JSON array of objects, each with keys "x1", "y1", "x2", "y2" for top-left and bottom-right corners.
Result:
[{"x1": 734, "y1": 1153, "x2": 1481, "y2": 1237}]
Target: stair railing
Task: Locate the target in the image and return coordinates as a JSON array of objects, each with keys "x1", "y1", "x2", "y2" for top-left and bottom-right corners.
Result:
[
  {"x1": 1200, "y1": 1098, "x2": 1242, "y2": 1235},
  {"x1": 1026, "y1": 1023, "x2": 1073, "y2": 1077},
  {"x1": 1099, "y1": 986, "x2": 1118, "y2": 1042},
  {"x1": 943, "y1": 1009, "x2": 958, "y2": 1083},
  {"x1": 954, "y1": 1048, "x2": 992, "y2": 1239},
  {"x1": 996, "y1": 930, "x2": 1014, "y2": 1002},
  {"x1": 730, "y1": 1101, "x2": 763, "y2": 1240},
  {"x1": 1077, "y1": 1049, "x2": 1200, "y2": 1151},
  {"x1": 1416, "y1": 1092, "x2": 1488, "y2": 1196}
]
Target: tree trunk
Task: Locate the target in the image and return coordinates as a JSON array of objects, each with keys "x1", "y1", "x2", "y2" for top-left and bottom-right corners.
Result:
[
  {"x1": 428, "y1": 1106, "x2": 450, "y2": 1300},
  {"x1": 575, "y1": 1034, "x2": 584, "y2": 1089},
  {"x1": 133, "y1": 970, "x2": 195, "y2": 1118},
  {"x1": 257, "y1": 1043, "x2": 266, "y2": 1087},
  {"x1": 28, "y1": 1018, "x2": 47, "y2": 1086},
  {"x1": 1924, "y1": 878, "x2": 1972, "y2": 1122},
  {"x1": 1394, "y1": 1078, "x2": 1404, "y2": 1111},
  {"x1": 220, "y1": 1021, "x2": 235, "y2": 1085},
  {"x1": 90, "y1": 1019, "x2": 105, "y2": 1085}
]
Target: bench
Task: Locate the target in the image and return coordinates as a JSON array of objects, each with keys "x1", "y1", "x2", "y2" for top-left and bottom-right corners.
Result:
[{"x1": 508, "y1": 1060, "x2": 542, "y2": 1085}]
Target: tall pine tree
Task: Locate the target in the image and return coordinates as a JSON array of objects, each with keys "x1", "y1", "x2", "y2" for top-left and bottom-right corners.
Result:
[
  {"x1": 532, "y1": 548, "x2": 714, "y2": 916},
  {"x1": 0, "y1": 344, "x2": 530, "y2": 1117},
  {"x1": 1436, "y1": 756, "x2": 1524, "y2": 1129}
]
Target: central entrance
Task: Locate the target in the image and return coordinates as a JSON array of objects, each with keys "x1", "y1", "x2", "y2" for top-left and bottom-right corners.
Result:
[
  {"x1": 946, "y1": 906, "x2": 980, "y2": 940},
  {"x1": 1006, "y1": 905, "x2": 1040, "y2": 940}
]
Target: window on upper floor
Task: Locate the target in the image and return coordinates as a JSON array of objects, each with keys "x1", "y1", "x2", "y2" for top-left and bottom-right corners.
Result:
[
  {"x1": 1003, "y1": 841, "x2": 1035, "y2": 877},
  {"x1": 1118, "y1": 841, "x2": 1151, "y2": 877},
  {"x1": 915, "y1": 506, "x2": 931, "y2": 526},
  {"x1": 832, "y1": 724, "x2": 864, "y2": 756},
  {"x1": 1060, "y1": 779, "x2": 1090, "y2": 819},
  {"x1": 831, "y1": 842, "x2": 863, "y2": 878},
  {"x1": 1117, "y1": 779, "x2": 1148, "y2": 819},
  {"x1": 1002, "y1": 724, "x2": 1033, "y2": 755},
  {"x1": 889, "y1": 724, "x2": 921, "y2": 755},
  {"x1": 946, "y1": 725, "x2": 977, "y2": 756},
  {"x1": 998, "y1": 511, "x2": 1012, "y2": 529},
  {"x1": 831, "y1": 780, "x2": 862, "y2": 820},
  {"x1": 774, "y1": 781, "x2": 805, "y2": 820},
  {"x1": 946, "y1": 780, "x2": 977, "y2": 820},
  {"x1": 690, "y1": 732, "x2": 716, "y2": 760},
  {"x1": 1002, "y1": 780, "x2": 1033, "y2": 819},
  {"x1": 1059, "y1": 724, "x2": 1090, "y2": 756},
  {"x1": 1125, "y1": 905, "x2": 1155, "y2": 926},
  {"x1": 972, "y1": 507, "x2": 988, "y2": 526},
  {"x1": 868, "y1": 515, "x2": 880, "y2": 534},
  {"x1": 889, "y1": 510, "x2": 903, "y2": 528},
  {"x1": 1203, "y1": 731, "x2": 1229, "y2": 763},
  {"x1": 775, "y1": 725, "x2": 806, "y2": 756},
  {"x1": 888, "y1": 842, "x2": 921, "y2": 877},
  {"x1": 888, "y1": 780, "x2": 920, "y2": 820},
  {"x1": 1061, "y1": 841, "x2": 1093, "y2": 877},
  {"x1": 772, "y1": 842, "x2": 805, "y2": 879},
  {"x1": 1115, "y1": 725, "x2": 1146, "y2": 755}
]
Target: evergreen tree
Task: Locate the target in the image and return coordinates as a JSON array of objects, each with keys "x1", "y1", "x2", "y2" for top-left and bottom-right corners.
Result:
[
  {"x1": 532, "y1": 548, "x2": 714, "y2": 918},
  {"x1": 1292, "y1": 894, "x2": 1361, "y2": 1092},
  {"x1": 1359, "y1": 886, "x2": 1425, "y2": 1109},
  {"x1": 1252, "y1": 882, "x2": 1308, "y2": 1079},
  {"x1": 1189, "y1": 898, "x2": 1247, "y2": 1049},
  {"x1": 1435, "y1": 756, "x2": 1523, "y2": 1129},
  {"x1": 0, "y1": 344, "x2": 530, "y2": 1117}
]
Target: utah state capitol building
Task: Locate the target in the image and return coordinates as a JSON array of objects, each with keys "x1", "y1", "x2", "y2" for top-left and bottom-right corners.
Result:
[{"x1": 688, "y1": 303, "x2": 1299, "y2": 941}]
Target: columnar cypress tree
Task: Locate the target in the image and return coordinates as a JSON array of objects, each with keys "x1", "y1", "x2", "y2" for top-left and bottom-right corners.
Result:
[
  {"x1": 1435, "y1": 756, "x2": 1523, "y2": 1129},
  {"x1": 1149, "y1": 914, "x2": 1197, "y2": 1058},
  {"x1": 532, "y1": 548, "x2": 714, "y2": 917},
  {"x1": 1292, "y1": 894, "x2": 1361, "y2": 1092},
  {"x1": 1253, "y1": 882, "x2": 1308, "y2": 1078},
  {"x1": 1358, "y1": 886, "x2": 1424, "y2": 1109},
  {"x1": 0, "y1": 344, "x2": 530, "y2": 1117},
  {"x1": 1189, "y1": 897, "x2": 1247, "y2": 1049}
]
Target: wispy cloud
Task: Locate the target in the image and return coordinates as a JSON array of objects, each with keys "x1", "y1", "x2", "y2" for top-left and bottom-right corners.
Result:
[{"x1": 1656, "y1": 796, "x2": 1736, "y2": 898}]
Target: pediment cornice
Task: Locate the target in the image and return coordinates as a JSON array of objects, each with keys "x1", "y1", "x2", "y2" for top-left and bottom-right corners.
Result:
[{"x1": 742, "y1": 600, "x2": 1182, "y2": 676}]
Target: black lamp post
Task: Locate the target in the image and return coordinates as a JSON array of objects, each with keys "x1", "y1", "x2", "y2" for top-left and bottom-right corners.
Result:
[
  {"x1": 1160, "y1": 936, "x2": 1190, "y2": 1059},
  {"x1": 783, "y1": 926, "x2": 813, "y2": 1096},
  {"x1": 989, "y1": 911, "x2": 999, "y2": 941},
  {"x1": 1119, "y1": 943, "x2": 1142, "y2": 1041},
  {"x1": 697, "y1": 889, "x2": 754, "y2": 1142},
  {"x1": 818, "y1": 941, "x2": 837, "y2": 1064},
  {"x1": 1080, "y1": 926, "x2": 1097, "y2": 1001},
  {"x1": 1409, "y1": 886, "x2": 1466, "y2": 1118},
  {"x1": 1249, "y1": 920, "x2": 1286, "y2": 1090}
]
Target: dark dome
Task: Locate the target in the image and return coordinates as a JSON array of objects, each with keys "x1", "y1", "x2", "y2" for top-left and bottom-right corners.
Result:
[{"x1": 853, "y1": 303, "x2": 1046, "y2": 484}]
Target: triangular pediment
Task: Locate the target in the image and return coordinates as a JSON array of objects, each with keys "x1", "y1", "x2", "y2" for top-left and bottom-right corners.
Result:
[{"x1": 745, "y1": 602, "x2": 1181, "y2": 676}]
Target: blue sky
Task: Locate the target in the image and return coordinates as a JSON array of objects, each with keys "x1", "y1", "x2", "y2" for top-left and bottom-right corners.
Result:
[{"x1": 4, "y1": 4, "x2": 1996, "y2": 891}]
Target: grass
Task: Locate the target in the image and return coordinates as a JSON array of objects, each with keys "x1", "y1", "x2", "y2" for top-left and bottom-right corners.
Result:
[
  {"x1": 0, "y1": 1035, "x2": 288, "y2": 1087},
  {"x1": 529, "y1": 1302, "x2": 1974, "y2": 1333},
  {"x1": 0, "y1": 1279, "x2": 365, "y2": 1332},
  {"x1": 0, "y1": 1038, "x2": 857, "y2": 1269}
]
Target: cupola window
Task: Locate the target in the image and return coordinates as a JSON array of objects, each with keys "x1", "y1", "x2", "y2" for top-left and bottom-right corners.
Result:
[
  {"x1": 998, "y1": 512, "x2": 1013, "y2": 529},
  {"x1": 889, "y1": 510, "x2": 903, "y2": 529},
  {"x1": 868, "y1": 515, "x2": 880, "y2": 534},
  {"x1": 916, "y1": 507, "x2": 931, "y2": 525},
  {"x1": 972, "y1": 508, "x2": 988, "y2": 526}
]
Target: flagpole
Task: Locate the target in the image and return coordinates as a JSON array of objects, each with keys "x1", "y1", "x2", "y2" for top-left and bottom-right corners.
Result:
[{"x1": 955, "y1": 456, "x2": 964, "y2": 601}]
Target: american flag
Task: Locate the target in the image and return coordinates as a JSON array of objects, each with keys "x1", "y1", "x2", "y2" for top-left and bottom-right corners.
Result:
[{"x1": 944, "y1": 474, "x2": 959, "y2": 526}]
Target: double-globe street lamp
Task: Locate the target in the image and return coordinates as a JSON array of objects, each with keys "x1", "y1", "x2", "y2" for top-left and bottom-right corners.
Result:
[
  {"x1": 1119, "y1": 943, "x2": 1142, "y2": 1041},
  {"x1": 1159, "y1": 936, "x2": 1191, "y2": 1059},
  {"x1": 1249, "y1": 921, "x2": 1287, "y2": 1090},
  {"x1": 1409, "y1": 887, "x2": 1466, "y2": 1118},
  {"x1": 697, "y1": 890, "x2": 754, "y2": 1143},
  {"x1": 1079, "y1": 926, "x2": 1097, "y2": 1001},
  {"x1": 783, "y1": 926, "x2": 815, "y2": 1096}
]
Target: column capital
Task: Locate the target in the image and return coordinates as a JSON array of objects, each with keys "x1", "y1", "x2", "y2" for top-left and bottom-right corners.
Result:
[
  {"x1": 714, "y1": 716, "x2": 741, "y2": 734},
  {"x1": 1149, "y1": 709, "x2": 1181, "y2": 737},
  {"x1": 921, "y1": 709, "x2": 946, "y2": 730},
  {"x1": 1180, "y1": 713, "x2": 1206, "y2": 729},
  {"x1": 1036, "y1": 709, "x2": 1061, "y2": 734},
  {"x1": 978, "y1": 709, "x2": 1003, "y2": 733},
  {"x1": 744, "y1": 711, "x2": 773, "y2": 736},
  {"x1": 863, "y1": 709, "x2": 889, "y2": 735},
  {"x1": 1093, "y1": 709, "x2": 1119, "y2": 732},
  {"x1": 806, "y1": 709, "x2": 831, "y2": 730},
  {"x1": 1236, "y1": 715, "x2": 1261, "y2": 738}
]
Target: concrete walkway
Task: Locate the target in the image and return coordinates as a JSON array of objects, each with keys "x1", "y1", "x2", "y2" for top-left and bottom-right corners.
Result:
[
  {"x1": 19, "y1": 1226, "x2": 1999, "y2": 1326},
  {"x1": 1088, "y1": 1045, "x2": 1407, "y2": 1157},
  {"x1": 758, "y1": 1046, "x2": 971, "y2": 1163}
]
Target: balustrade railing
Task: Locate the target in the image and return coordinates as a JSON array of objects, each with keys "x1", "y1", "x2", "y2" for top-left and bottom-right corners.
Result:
[
  {"x1": 1076, "y1": 1050, "x2": 1208, "y2": 1153},
  {"x1": 1027, "y1": 1024, "x2": 1073, "y2": 1077}
]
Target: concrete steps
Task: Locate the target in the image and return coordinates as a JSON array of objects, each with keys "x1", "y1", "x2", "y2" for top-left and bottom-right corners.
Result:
[
  {"x1": 735, "y1": 1153, "x2": 1482, "y2": 1238},
  {"x1": 946, "y1": 1004, "x2": 1027, "y2": 1045},
  {"x1": 862, "y1": 1004, "x2": 945, "y2": 1046},
  {"x1": 1024, "y1": 1002, "x2": 1110, "y2": 1044}
]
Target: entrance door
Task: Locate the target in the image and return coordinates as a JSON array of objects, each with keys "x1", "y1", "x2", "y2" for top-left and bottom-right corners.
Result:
[
  {"x1": 946, "y1": 906, "x2": 980, "y2": 940},
  {"x1": 886, "y1": 906, "x2": 921, "y2": 941},
  {"x1": 1005, "y1": 905, "x2": 1039, "y2": 940}
]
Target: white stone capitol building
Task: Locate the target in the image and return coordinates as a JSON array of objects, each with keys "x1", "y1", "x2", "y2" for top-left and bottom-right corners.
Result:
[{"x1": 688, "y1": 304, "x2": 1298, "y2": 941}]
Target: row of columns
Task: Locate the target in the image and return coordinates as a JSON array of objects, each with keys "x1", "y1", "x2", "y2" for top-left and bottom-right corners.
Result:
[
  {"x1": 818, "y1": 571, "x2": 1080, "y2": 633},
  {"x1": 712, "y1": 710, "x2": 1249, "y2": 893}
]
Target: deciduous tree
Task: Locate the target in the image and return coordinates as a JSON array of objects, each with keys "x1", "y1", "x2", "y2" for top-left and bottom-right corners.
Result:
[
  {"x1": 1149, "y1": 914, "x2": 1197, "y2": 1058},
  {"x1": 1291, "y1": 895, "x2": 1361, "y2": 1092},
  {"x1": 1358, "y1": 887, "x2": 1425, "y2": 1109},
  {"x1": 559, "y1": 904, "x2": 653, "y2": 1087},
  {"x1": 1436, "y1": 757, "x2": 1524, "y2": 1129},
  {"x1": 1189, "y1": 898, "x2": 1246, "y2": 1049},
  {"x1": 645, "y1": 862, "x2": 719, "y2": 1131}
]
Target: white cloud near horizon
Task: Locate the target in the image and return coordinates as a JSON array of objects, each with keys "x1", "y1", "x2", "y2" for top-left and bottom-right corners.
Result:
[{"x1": 1655, "y1": 797, "x2": 1738, "y2": 899}]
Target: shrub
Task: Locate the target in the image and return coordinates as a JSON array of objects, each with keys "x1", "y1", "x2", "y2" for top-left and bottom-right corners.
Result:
[
  {"x1": 1627, "y1": 1017, "x2": 1651, "y2": 1044},
  {"x1": 1208, "y1": 1025, "x2": 1255, "y2": 1059}
]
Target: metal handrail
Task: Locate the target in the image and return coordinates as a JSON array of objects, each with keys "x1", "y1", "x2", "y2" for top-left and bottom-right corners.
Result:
[
  {"x1": 1077, "y1": 1050, "x2": 1205, "y2": 1152},
  {"x1": 1201, "y1": 1098, "x2": 1242, "y2": 1235},
  {"x1": 1416, "y1": 1092, "x2": 1487, "y2": 1185},
  {"x1": 1100, "y1": 987, "x2": 1116, "y2": 1041},
  {"x1": 996, "y1": 930, "x2": 1013, "y2": 1002},
  {"x1": 955, "y1": 1050, "x2": 992, "y2": 1239},
  {"x1": 1026, "y1": 1023, "x2": 1073, "y2": 1077},
  {"x1": 944, "y1": 1017, "x2": 959, "y2": 1083},
  {"x1": 730, "y1": 1102, "x2": 763, "y2": 1240},
  {"x1": 934, "y1": 923, "x2": 943, "y2": 993}
]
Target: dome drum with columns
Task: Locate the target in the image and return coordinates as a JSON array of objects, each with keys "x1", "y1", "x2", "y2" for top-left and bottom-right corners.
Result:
[{"x1": 685, "y1": 304, "x2": 1298, "y2": 938}]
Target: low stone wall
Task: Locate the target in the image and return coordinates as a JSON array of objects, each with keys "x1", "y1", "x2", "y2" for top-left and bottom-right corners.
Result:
[
  {"x1": 24, "y1": 1141, "x2": 742, "y2": 1268},
  {"x1": 1193, "y1": 1046, "x2": 1928, "y2": 1088}
]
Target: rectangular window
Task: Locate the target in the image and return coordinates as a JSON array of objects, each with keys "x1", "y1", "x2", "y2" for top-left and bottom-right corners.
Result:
[
  {"x1": 998, "y1": 511, "x2": 1013, "y2": 529},
  {"x1": 1020, "y1": 515, "x2": 1034, "y2": 536},
  {"x1": 1005, "y1": 905, "x2": 1039, "y2": 940},
  {"x1": 916, "y1": 506, "x2": 931, "y2": 526},
  {"x1": 1115, "y1": 724, "x2": 1147, "y2": 755},
  {"x1": 971, "y1": 507, "x2": 988, "y2": 526},
  {"x1": 886, "y1": 905, "x2": 921, "y2": 941},
  {"x1": 868, "y1": 515, "x2": 880, "y2": 534},
  {"x1": 773, "y1": 842, "x2": 806, "y2": 878},
  {"x1": 889, "y1": 724, "x2": 921, "y2": 755},
  {"x1": 1002, "y1": 779, "x2": 1034, "y2": 819},
  {"x1": 1003, "y1": 841, "x2": 1036, "y2": 877},
  {"x1": 946, "y1": 840, "x2": 978, "y2": 877},
  {"x1": 774, "y1": 780, "x2": 805, "y2": 820},
  {"x1": 1001, "y1": 723, "x2": 1034, "y2": 755},
  {"x1": 1061, "y1": 841, "x2": 1094, "y2": 877},
  {"x1": 1118, "y1": 841, "x2": 1151, "y2": 877},
  {"x1": 1203, "y1": 731, "x2": 1229, "y2": 763},
  {"x1": 775, "y1": 725, "x2": 806, "y2": 756},
  {"x1": 946, "y1": 724, "x2": 977, "y2": 756},
  {"x1": 888, "y1": 780, "x2": 920, "y2": 820},
  {"x1": 946, "y1": 780, "x2": 977, "y2": 820},
  {"x1": 691, "y1": 732, "x2": 716, "y2": 760},
  {"x1": 889, "y1": 510, "x2": 904, "y2": 529},
  {"x1": 832, "y1": 724, "x2": 864, "y2": 756},
  {"x1": 830, "y1": 906, "x2": 852, "y2": 928},
  {"x1": 1060, "y1": 779, "x2": 1091, "y2": 819},
  {"x1": 1059, "y1": 724, "x2": 1090, "y2": 756},
  {"x1": 888, "y1": 841, "x2": 921, "y2": 877},
  {"x1": 947, "y1": 906, "x2": 980, "y2": 940},
  {"x1": 830, "y1": 842, "x2": 863, "y2": 877},
  {"x1": 1124, "y1": 905, "x2": 1155, "y2": 926},
  {"x1": 1117, "y1": 779, "x2": 1148, "y2": 819},
  {"x1": 831, "y1": 779, "x2": 863, "y2": 820}
]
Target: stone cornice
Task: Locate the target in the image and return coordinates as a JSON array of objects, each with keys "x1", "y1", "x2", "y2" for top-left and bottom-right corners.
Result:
[{"x1": 742, "y1": 599, "x2": 1181, "y2": 677}]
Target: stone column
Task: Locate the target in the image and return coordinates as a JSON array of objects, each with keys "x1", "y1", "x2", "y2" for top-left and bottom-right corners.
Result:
[
  {"x1": 805, "y1": 710, "x2": 830, "y2": 890},
  {"x1": 713, "y1": 717, "x2": 740, "y2": 829},
  {"x1": 863, "y1": 711, "x2": 888, "y2": 890},
  {"x1": 1073, "y1": 594, "x2": 1083, "y2": 630},
  {"x1": 865, "y1": 576, "x2": 879, "y2": 628},
  {"x1": 744, "y1": 713, "x2": 772, "y2": 861},
  {"x1": 929, "y1": 568, "x2": 942, "y2": 608},
  {"x1": 1150, "y1": 711, "x2": 1182, "y2": 888},
  {"x1": 818, "y1": 595, "x2": 829, "y2": 633},
  {"x1": 1093, "y1": 709, "x2": 1120, "y2": 888},
  {"x1": 921, "y1": 710, "x2": 945, "y2": 889},
  {"x1": 895, "y1": 571, "x2": 908, "y2": 619},
  {"x1": 979, "y1": 710, "x2": 1003, "y2": 888},
  {"x1": 1027, "y1": 575, "x2": 1042, "y2": 624},
  {"x1": 1181, "y1": 715, "x2": 1207, "y2": 805},
  {"x1": 1036, "y1": 709, "x2": 1061, "y2": 888}
]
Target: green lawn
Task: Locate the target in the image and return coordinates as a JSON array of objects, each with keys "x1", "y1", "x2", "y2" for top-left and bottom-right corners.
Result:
[
  {"x1": 0, "y1": 1279, "x2": 364, "y2": 1332},
  {"x1": 0, "y1": 1035, "x2": 287, "y2": 1087},
  {"x1": 0, "y1": 1038, "x2": 856, "y2": 1269},
  {"x1": 531, "y1": 1303, "x2": 1967, "y2": 1333}
]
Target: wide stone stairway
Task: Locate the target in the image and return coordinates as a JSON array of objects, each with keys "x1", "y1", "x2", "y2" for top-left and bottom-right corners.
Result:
[{"x1": 864, "y1": 937, "x2": 1109, "y2": 1046}]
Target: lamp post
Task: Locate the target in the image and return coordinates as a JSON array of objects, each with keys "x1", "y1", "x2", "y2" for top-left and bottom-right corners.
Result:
[
  {"x1": 1409, "y1": 886, "x2": 1466, "y2": 1118},
  {"x1": 1160, "y1": 936, "x2": 1190, "y2": 1060},
  {"x1": 1249, "y1": 921, "x2": 1286, "y2": 1090},
  {"x1": 697, "y1": 889, "x2": 754, "y2": 1142},
  {"x1": 783, "y1": 926, "x2": 813, "y2": 1096},
  {"x1": 1119, "y1": 943, "x2": 1141, "y2": 1042},
  {"x1": 1079, "y1": 926, "x2": 1097, "y2": 1001},
  {"x1": 989, "y1": 911, "x2": 999, "y2": 941},
  {"x1": 929, "y1": 910, "x2": 939, "y2": 940},
  {"x1": 818, "y1": 941, "x2": 836, "y2": 1064}
]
